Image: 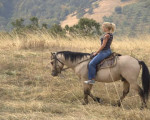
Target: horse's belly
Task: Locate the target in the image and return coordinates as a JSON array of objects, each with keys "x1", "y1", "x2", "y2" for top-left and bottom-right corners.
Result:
[{"x1": 95, "y1": 67, "x2": 121, "y2": 83}]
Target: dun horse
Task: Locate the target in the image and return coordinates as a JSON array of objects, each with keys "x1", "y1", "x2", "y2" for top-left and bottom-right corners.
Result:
[{"x1": 50, "y1": 51, "x2": 150, "y2": 108}]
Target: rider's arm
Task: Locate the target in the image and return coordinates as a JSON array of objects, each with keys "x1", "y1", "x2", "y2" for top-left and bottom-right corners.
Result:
[{"x1": 95, "y1": 34, "x2": 110, "y2": 55}]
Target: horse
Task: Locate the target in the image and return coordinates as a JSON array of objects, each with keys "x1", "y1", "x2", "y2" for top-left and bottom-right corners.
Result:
[{"x1": 50, "y1": 51, "x2": 150, "y2": 108}]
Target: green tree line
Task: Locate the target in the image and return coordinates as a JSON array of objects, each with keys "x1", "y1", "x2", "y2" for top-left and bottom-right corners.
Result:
[{"x1": 11, "y1": 17, "x2": 102, "y2": 37}]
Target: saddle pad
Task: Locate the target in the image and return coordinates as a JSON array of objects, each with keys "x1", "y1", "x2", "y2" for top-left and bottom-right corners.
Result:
[{"x1": 96, "y1": 52, "x2": 121, "y2": 70}]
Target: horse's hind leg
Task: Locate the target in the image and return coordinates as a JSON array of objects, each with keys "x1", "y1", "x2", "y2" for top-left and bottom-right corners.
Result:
[
  {"x1": 117, "y1": 79, "x2": 130, "y2": 107},
  {"x1": 130, "y1": 83, "x2": 147, "y2": 109}
]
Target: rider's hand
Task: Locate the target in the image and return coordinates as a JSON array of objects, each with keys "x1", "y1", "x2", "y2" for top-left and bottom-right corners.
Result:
[{"x1": 93, "y1": 52, "x2": 97, "y2": 56}]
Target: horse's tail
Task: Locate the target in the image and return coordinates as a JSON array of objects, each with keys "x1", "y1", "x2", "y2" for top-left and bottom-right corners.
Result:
[{"x1": 139, "y1": 61, "x2": 150, "y2": 100}]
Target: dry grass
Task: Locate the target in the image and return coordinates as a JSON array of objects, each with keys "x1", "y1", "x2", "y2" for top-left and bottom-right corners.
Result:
[{"x1": 0, "y1": 31, "x2": 150, "y2": 120}]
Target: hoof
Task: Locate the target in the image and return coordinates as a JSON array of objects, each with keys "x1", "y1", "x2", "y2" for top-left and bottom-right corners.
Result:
[
  {"x1": 112, "y1": 103, "x2": 117, "y2": 107},
  {"x1": 82, "y1": 102, "x2": 88, "y2": 105},
  {"x1": 140, "y1": 105, "x2": 147, "y2": 110},
  {"x1": 117, "y1": 102, "x2": 121, "y2": 107},
  {"x1": 140, "y1": 106, "x2": 144, "y2": 110},
  {"x1": 113, "y1": 101, "x2": 121, "y2": 107},
  {"x1": 113, "y1": 103, "x2": 121, "y2": 107},
  {"x1": 95, "y1": 97, "x2": 102, "y2": 103}
]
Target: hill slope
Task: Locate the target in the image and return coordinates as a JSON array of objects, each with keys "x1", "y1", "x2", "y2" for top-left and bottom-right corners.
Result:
[
  {"x1": 0, "y1": 0, "x2": 149, "y2": 36},
  {"x1": 61, "y1": 0, "x2": 150, "y2": 36},
  {"x1": 0, "y1": 0, "x2": 98, "y2": 30},
  {"x1": 107, "y1": 0, "x2": 150, "y2": 36},
  {"x1": 61, "y1": 0, "x2": 138, "y2": 27}
]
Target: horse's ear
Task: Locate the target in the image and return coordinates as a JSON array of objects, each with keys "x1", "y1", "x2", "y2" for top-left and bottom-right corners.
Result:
[
  {"x1": 51, "y1": 52, "x2": 57, "y2": 57},
  {"x1": 51, "y1": 52, "x2": 55, "y2": 56}
]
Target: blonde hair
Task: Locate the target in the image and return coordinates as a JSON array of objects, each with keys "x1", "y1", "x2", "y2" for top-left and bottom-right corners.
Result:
[{"x1": 102, "y1": 22, "x2": 116, "y2": 33}]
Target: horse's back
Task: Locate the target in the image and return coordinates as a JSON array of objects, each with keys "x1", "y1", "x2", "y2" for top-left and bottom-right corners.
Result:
[
  {"x1": 95, "y1": 55, "x2": 140, "y2": 82},
  {"x1": 118, "y1": 55, "x2": 140, "y2": 69}
]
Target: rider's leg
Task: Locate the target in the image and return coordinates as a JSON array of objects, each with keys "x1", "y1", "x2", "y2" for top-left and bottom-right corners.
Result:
[{"x1": 85, "y1": 49, "x2": 112, "y2": 84}]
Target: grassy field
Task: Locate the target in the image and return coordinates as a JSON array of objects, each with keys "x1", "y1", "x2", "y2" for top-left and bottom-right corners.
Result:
[{"x1": 0, "y1": 32, "x2": 150, "y2": 120}]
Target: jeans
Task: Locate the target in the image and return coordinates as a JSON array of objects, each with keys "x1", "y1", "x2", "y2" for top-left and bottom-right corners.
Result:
[{"x1": 88, "y1": 49, "x2": 112, "y2": 80}]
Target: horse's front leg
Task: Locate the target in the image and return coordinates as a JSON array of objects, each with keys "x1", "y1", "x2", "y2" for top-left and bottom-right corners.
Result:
[
  {"x1": 83, "y1": 82, "x2": 101, "y2": 105},
  {"x1": 83, "y1": 83, "x2": 92, "y2": 105}
]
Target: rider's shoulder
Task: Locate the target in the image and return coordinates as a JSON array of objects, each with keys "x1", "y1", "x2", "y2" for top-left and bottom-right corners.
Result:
[{"x1": 104, "y1": 33, "x2": 110, "y2": 38}]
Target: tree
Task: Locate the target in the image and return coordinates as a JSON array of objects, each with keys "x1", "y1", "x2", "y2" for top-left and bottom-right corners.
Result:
[
  {"x1": 49, "y1": 24, "x2": 66, "y2": 36},
  {"x1": 29, "y1": 16, "x2": 39, "y2": 28},
  {"x1": 11, "y1": 18, "x2": 25, "y2": 29},
  {"x1": 77, "y1": 18, "x2": 101, "y2": 36},
  {"x1": 64, "y1": 18, "x2": 102, "y2": 36},
  {"x1": 65, "y1": 25, "x2": 69, "y2": 31},
  {"x1": 11, "y1": 18, "x2": 26, "y2": 33},
  {"x1": 42, "y1": 23, "x2": 48, "y2": 29}
]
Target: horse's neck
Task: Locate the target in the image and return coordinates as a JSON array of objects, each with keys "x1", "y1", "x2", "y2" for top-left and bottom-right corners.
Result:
[
  {"x1": 58, "y1": 54, "x2": 90, "y2": 68},
  {"x1": 65, "y1": 56, "x2": 90, "y2": 69}
]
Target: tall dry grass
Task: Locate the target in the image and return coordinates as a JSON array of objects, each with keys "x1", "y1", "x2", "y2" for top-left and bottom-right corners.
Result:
[
  {"x1": 0, "y1": 31, "x2": 150, "y2": 51},
  {"x1": 0, "y1": 31, "x2": 150, "y2": 120}
]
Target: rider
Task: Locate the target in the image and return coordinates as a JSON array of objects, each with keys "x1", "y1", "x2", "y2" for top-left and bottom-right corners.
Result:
[{"x1": 84, "y1": 22, "x2": 116, "y2": 84}]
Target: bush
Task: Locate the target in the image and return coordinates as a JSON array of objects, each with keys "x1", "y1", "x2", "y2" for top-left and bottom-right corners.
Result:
[
  {"x1": 115, "y1": 6, "x2": 122, "y2": 14},
  {"x1": 69, "y1": 18, "x2": 101, "y2": 36},
  {"x1": 49, "y1": 24, "x2": 66, "y2": 37}
]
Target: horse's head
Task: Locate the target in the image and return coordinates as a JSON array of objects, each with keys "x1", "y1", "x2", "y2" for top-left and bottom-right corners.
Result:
[{"x1": 50, "y1": 52, "x2": 64, "y2": 76}]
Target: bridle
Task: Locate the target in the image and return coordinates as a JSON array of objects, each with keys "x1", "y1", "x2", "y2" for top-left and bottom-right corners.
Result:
[
  {"x1": 51, "y1": 53, "x2": 91, "y2": 72},
  {"x1": 51, "y1": 53, "x2": 70, "y2": 72}
]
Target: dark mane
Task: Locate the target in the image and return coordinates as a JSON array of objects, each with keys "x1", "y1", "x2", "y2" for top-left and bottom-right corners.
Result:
[{"x1": 57, "y1": 51, "x2": 90, "y2": 62}]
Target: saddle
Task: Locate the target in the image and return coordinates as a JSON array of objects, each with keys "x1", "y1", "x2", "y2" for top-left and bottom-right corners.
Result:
[{"x1": 89, "y1": 52, "x2": 121, "y2": 70}]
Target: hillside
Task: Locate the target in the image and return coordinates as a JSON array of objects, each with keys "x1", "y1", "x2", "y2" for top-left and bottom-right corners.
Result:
[
  {"x1": 107, "y1": 0, "x2": 150, "y2": 36},
  {"x1": 0, "y1": 0, "x2": 98, "y2": 31},
  {"x1": 61, "y1": 0, "x2": 150, "y2": 36},
  {"x1": 0, "y1": 0, "x2": 139, "y2": 30},
  {"x1": 0, "y1": 0, "x2": 149, "y2": 36},
  {"x1": 61, "y1": 0, "x2": 138, "y2": 27}
]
